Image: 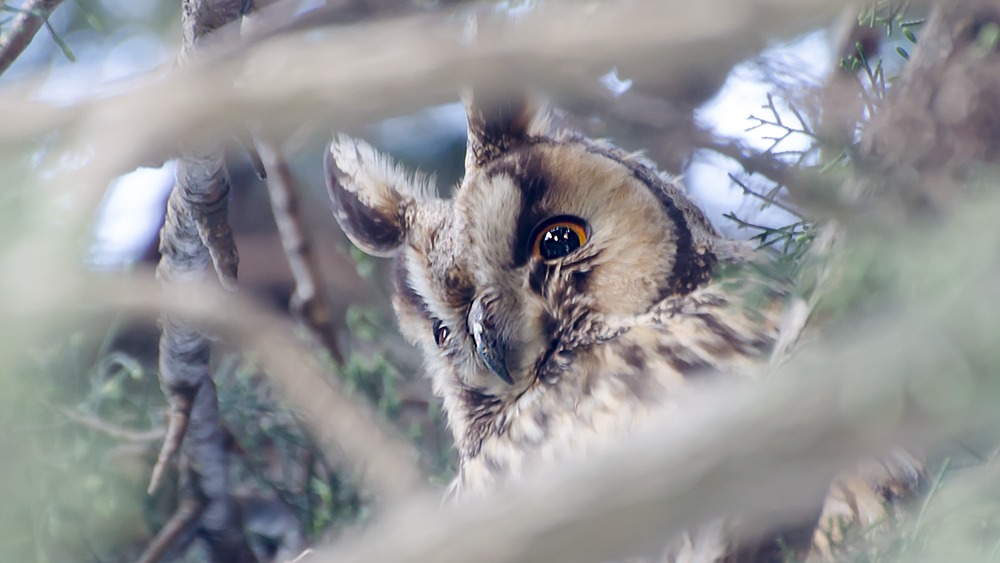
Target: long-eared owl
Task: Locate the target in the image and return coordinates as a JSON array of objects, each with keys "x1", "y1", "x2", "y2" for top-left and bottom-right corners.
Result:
[{"x1": 324, "y1": 93, "x2": 787, "y2": 500}]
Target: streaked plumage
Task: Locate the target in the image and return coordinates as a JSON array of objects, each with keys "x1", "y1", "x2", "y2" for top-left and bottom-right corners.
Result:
[{"x1": 324, "y1": 94, "x2": 919, "y2": 561}]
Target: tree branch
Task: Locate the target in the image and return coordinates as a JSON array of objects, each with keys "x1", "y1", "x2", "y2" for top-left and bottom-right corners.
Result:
[
  {"x1": 0, "y1": 0, "x2": 66, "y2": 77},
  {"x1": 0, "y1": 0, "x2": 882, "y2": 243},
  {"x1": 856, "y1": 0, "x2": 1000, "y2": 216},
  {"x1": 50, "y1": 402, "x2": 166, "y2": 442},
  {"x1": 14, "y1": 226, "x2": 993, "y2": 563},
  {"x1": 256, "y1": 139, "x2": 345, "y2": 365},
  {"x1": 135, "y1": 490, "x2": 205, "y2": 563},
  {"x1": 21, "y1": 273, "x2": 425, "y2": 501},
  {"x1": 152, "y1": 1, "x2": 255, "y2": 562}
]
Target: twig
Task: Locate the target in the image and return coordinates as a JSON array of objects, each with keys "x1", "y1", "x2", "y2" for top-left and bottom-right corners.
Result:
[
  {"x1": 256, "y1": 139, "x2": 345, "y2": 365},
  {"x1": 51, "y1": 403, "x2": 166, "y2": 442},
  {"x1": 726, "y1": 172, "x2": 803, "y2": 218},
  {"x1": 112, "y1": 276, "x2": 423, "y2": 499},
  {"x1": 703, "y1": 137, "x2": 807, "y2": 199},
  {"x1": 135, "y1": 493, "x2": 205, "y2": 563},
  {"x1": 0, "y1": 0, "x2": 66, "y2": 77}
]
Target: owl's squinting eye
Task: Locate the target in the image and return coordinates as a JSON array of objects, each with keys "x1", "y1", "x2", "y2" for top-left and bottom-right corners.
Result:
[
  {"x1": 532, "y1": 216, "x2": 588, "y2": 261},
  {"x1": 432, "y1": 319, "x2": 450, "y2": 347}
]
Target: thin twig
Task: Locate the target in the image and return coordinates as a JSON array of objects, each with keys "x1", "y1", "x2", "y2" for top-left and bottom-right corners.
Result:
[
  {"x1": 0, "y1": 0, "x2": 66, "y2": 76},
  {"x1": 726, "y1": 172, "x2": 804, "y2": 217},
  {"x1": 51, "y1": 403, "x2": 166, "y2": 442},
  {"x1": 704, "y1": 136, "x2": 807, "y2": 200},
  {"x1": 256, "y1": 139, "x2": 345, "y2": 365},
  {"x1": 135, "y1": 494, "x2": 205, "y2": 563}
]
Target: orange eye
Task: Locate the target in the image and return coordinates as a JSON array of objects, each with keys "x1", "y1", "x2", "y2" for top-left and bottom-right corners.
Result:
[{"x1": 532, "y1": 217, "x2": 588, "y2": 261}]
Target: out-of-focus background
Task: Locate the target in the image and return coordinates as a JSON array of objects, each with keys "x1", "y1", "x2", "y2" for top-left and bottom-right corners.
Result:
[{"x1": 4, "y1": 0, "x2": 1000, "y2": 562}]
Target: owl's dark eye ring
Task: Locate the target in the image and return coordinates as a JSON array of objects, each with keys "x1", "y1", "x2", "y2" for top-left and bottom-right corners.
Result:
[
  {"x1": 531, "y1": 216, "x2": 589, "y2": 261},
  {"x1": 432, "y1": 319, "x2": 450, "y2": 347}
]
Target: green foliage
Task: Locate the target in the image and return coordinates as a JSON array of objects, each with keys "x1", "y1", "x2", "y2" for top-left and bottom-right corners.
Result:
[
  {"x1": 349, "y1": 246, "x2": 377, "y2": 281},
  {"x1": 344, "y1": 304, "x2": 383, "y2": 342},
  {"x1": 859, "y1": 0, "x2": 921, "y2": 33},
  {"x1": 342, "y1": 352, "x2": 402, "y2": 420},
  {"x1": 0, "y1": 316, "x2": 166, "y2": 563},
  {"x1": 723, "y1": 213, "x2": 816, "y2": 277}
]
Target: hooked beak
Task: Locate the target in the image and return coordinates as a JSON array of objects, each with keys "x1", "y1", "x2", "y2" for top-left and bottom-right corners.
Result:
[{"x1": 467, "y1": 296, "x2": 514, "y2": 385}]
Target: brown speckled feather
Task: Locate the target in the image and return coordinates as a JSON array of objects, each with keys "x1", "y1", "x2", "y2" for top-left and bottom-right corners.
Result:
[{"x1": 324, "y1": 95, "x2": 918, "y2": 561}]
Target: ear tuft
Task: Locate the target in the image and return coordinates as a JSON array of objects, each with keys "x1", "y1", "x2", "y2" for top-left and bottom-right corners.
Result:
[
  {"x1": 325, "y1": 135, "x2": 430, "y2": 257},
  {"x1": 464, "y1": 91, "x2": 537, "y2": 169}
]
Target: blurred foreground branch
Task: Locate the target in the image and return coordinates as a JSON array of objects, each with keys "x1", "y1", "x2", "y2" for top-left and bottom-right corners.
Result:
[
  {"x1": 857, "y1": 0, "x2": 1000, "y2": 217},
  {"x1": 0, "y1": 0, "x2": 880, "y2": 243},
  {"x1": 6, "y1": 0, "x2": 998, "y2": 561},
  {"x1": 67, "y1": 273, "x2": 422, "y2": 498},
  {"x1": 3, "y1": 188, "x2": 995, "y2": 562},
  {"x1": 303, "y1": 211, "x2": 1000, "y2": 563}
]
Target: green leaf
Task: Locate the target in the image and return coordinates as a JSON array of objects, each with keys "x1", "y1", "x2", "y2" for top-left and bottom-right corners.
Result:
[
  {"x1": 44, "y1": 20, "x2": 75, "y2": 62},
  {"x1": 896, "y1": 46, "x2": 910, "y2": 60},
  {"x1": 73, "y1": 0, "x2": 105, "y2": 33},
  {"x1": 976, "y1": 22, "x2": 1000, "y2": 53}
]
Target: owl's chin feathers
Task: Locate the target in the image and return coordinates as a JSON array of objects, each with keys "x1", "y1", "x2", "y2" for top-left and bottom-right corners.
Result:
[{"x1": 443, "y1": 276, "x2": 785, "y2": 496}]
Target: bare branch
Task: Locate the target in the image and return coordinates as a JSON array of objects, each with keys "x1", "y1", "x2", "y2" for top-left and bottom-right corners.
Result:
[
  {"x1": 50, "y1": 402, "x2": 166, "y2": 442},
  {"x1": 135, "y1": 491, "x2": 205, "y2": 563},
  {"x1": 725, "y1": 172, "x2": 803, "y2": 218},
  {"x1": 286, "y1": 271, "x2": 1000, "y2": 563},
  {"x1": 0, "y1": 181, "x2": 988, "y2": 563},
  {"x1": 0, "y1": 0, "x2": 66, "y2": 77},
  {"x1": 256, "y1": 139, "x2": 345, "y2": 365},
  {"x1": 703, "y1": 136, "x2": 808, "y2": 198},
  {"x1": 151, "y1": 1, "x2": 255, "y2": 562}
]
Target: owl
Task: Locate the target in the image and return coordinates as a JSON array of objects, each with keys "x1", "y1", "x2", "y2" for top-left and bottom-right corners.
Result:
[{"x1": 324, "y1": 94, "x2": 920, "y2": 560}]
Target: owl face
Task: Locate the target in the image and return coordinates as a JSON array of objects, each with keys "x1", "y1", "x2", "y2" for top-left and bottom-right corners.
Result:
[{"x1": 326, "y1": 96, "x2": 763, "y2": 488}]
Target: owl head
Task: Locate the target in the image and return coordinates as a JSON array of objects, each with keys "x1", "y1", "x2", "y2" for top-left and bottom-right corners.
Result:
[{"x1": 326, "y1": 94, "x2": 750, "y2": 473}]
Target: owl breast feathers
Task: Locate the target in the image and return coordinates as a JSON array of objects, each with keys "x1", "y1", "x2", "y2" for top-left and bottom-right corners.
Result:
[{"x1": 325, "y1": 94, "x2": 786, "y2": 498}]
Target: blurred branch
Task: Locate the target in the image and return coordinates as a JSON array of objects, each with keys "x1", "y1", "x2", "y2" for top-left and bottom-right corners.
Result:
[
  {"x1": 0, "y1": 0, "x2": 66, "y2": 76},
  {"x1": 51, "y1": 403, "x2": 166, "y2": 442},
  {"x1": 256, "y1": 139, "x2": 345, "y2": 365},
  {"x1": 30, "y1": 272, "x2": 424, "y2": 501},
  {"x1": 0, "y1": 162, "x2": 988, "y2": 561},
  {"x1": 0, "y1": 0, "x2": 891, "y2": 242},
  {"x1": 856, "y1": 0, "x2": 1000, "y2": 217},
  {"x1": 16, "y1": 203, "x2": 989, "y2": 563},
  {"x1": 304, "y1": 230, "x2": 1000, "y2": 563},
  {"x1": 136, "y1": 494, "x2": 205, "y2": 563}
]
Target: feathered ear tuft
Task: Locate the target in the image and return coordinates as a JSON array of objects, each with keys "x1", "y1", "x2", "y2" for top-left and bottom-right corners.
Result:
[
  {"x1": 463, "y1": 91, "x2": 537, "y2": 169},
  {"x1": 325, "y1": 134, "x2": 430, "y2": 257}
]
